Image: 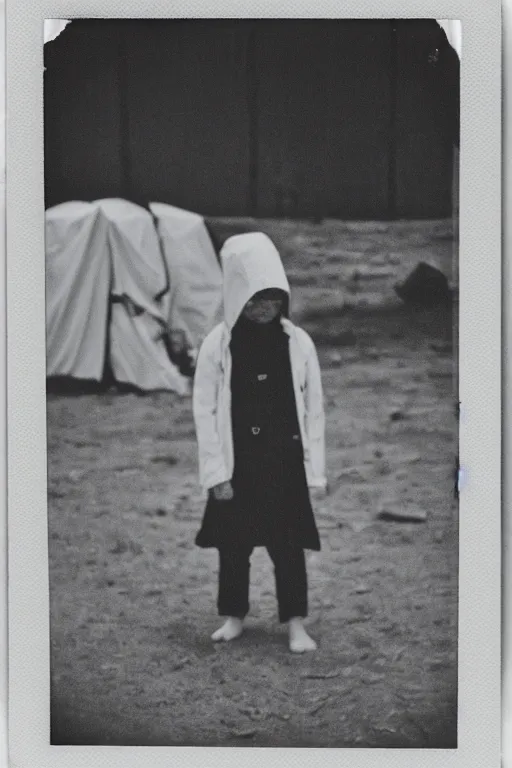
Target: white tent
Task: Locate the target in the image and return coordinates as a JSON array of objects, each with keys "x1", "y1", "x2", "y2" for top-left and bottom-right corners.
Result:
[
  {"x1": 45, "y1": 198, "x2": 189, "y2": 394},
  {"x1": 150, "y1": 202, "x2": 223, "y2": 350}
]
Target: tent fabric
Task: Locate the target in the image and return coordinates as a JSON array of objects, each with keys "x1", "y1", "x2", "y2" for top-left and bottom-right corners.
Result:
[
  {"x1": 150, "y1": 202, "x2": 223, "y2": 350},
  {"x1": 45, "y1": 198, "x2": 188, "y2": 394},
  {"x1": 109, "y1": 304, "x2": 188, "y2": 393},
  {"x1": 46, "y1": 202, "x2": 111, "y2": 381},
  {"x1": 97, "y1": 198, "x2": 168, "y2": 307}
]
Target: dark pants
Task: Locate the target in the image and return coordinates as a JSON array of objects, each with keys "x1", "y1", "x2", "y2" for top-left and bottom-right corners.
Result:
[{"x1": 217, "y1": 543, "x2": 308, "y2": 623}]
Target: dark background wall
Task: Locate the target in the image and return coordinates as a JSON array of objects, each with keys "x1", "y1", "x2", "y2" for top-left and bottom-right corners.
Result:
[{"x1": 43, "y1": 19, "x2": 459, "y2": 219}]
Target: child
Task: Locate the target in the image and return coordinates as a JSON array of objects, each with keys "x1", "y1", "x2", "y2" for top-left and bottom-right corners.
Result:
[{"x1": 192, "y1": 232, "x2": 326, "y2": 653}]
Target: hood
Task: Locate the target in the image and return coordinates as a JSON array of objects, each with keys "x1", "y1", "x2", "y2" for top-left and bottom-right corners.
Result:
[{"x1": 220, "y1": 232, "x2": 290, "y2": 330}]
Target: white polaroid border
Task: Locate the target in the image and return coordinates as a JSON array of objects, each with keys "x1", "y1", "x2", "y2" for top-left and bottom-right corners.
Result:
[
  {"x1": 504, "y1": 2, "x2": 512, "y2": 764},
  {"x1": 6, "y1": 1, "x2": 501, "y2": 767}
]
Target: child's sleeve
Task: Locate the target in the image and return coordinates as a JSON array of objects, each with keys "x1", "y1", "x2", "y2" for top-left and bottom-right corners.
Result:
[
  {"x1": 304, "y1": 336, "x2": 327, "y2": 489},
  {"x1": 192, "y1": 333, "x2": 229, "y2": 490}
]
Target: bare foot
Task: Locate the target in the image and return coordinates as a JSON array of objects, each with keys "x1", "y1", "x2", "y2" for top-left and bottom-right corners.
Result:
[
  {"x1": 288, "y1": 618, "x2": 317, "y2": 653},
  {"x1": 211, "y1": 617, "x2": 244, "y2": 642}
]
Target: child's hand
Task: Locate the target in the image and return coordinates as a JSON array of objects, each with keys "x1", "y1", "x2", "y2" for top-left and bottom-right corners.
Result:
[{"x1": 212, "y1": 481, "x2": 234, "y2": 501}]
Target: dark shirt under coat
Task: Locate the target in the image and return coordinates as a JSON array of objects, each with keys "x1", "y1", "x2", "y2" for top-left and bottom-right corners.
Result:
[{"x1": 195, "y1": 315, "x2": 321, "y2": 551}]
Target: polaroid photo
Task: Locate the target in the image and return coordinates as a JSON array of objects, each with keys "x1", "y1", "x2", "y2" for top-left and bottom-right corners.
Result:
[{"x1": 5, "y1": 1, "x2": 501, "y2": 766}]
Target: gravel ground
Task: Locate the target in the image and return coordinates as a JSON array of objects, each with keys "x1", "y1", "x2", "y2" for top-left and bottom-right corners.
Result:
[{"x1": 48, "y1": 220, "x2": 458, "y2": 747}]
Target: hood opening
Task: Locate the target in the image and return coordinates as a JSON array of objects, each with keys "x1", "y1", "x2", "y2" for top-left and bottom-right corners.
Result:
[{"x1": 233, "y1": 288, "x2": 290, "y2": 332}]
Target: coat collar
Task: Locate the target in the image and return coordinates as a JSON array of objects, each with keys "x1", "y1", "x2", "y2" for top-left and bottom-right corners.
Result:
[{"x1": 220, "y1": 317, "x2": 293, "y2": 352}]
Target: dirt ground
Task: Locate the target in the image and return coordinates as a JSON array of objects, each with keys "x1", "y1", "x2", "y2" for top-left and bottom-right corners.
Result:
[{"x1": 48, "y1": 220, "x2": 458, "y2": 748}]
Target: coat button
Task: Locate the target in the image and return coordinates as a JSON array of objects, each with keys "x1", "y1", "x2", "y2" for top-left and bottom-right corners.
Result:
[
  {"x1": 257, "y1": 374, "x2": 267, "y2": 381},
  {"x1": 251, "y1": 427, "x2": 260, "y2": 435},
  {"x1": 292, "y1": 434, "x2": 300, "y2": 440}
]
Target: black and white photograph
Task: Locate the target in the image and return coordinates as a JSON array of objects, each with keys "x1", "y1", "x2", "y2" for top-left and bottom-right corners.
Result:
[{"x1": 41, "y1": 17, "x2": 463, "y2": 749}]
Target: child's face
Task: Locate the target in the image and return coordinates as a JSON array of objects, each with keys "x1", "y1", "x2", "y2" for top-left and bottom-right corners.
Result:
[{"x1": 242, "y1": 289, "x2": 285, "y2": 324}]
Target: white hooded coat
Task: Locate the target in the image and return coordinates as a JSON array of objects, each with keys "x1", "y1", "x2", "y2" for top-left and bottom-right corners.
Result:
[{"x1": 192, "y1": 232, "x2": 326, "y2": 492}]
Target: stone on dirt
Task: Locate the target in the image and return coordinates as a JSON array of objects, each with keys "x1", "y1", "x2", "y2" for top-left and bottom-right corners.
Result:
[
  {"x1": 377, "y1": 504, "x2": 427, "y2": 523},
  {"x1": 394, "y1": 262, "x2": 453, "y2": 307},
  {"x1": 231, "y1": 728, "x2": 257, "y2": 739}
]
